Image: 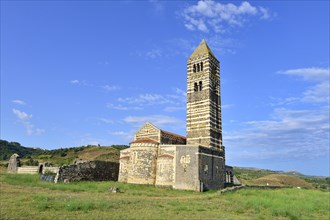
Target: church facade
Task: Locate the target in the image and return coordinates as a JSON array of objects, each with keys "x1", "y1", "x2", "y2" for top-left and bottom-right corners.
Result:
[{"x1": 118, "y1": 40, "x2": 229, "y2": 191}]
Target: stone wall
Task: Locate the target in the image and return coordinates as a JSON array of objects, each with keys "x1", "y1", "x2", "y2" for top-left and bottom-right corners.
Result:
[
  {"x1": 174, "y1": 145, "x2": 225, "y2": 192},
  {"x1": 17, "y1": 166, "x2": 38, "y2": 174},
  {"x1": 118, "y1": 148, "x2": 131, "y2": 182},
  {"x1": 135, "y1": 122, "x2": 160, "y2": 142},
  {"x1": 160, "y1": 131, "x2": 186, "y2": 145},
  {"x1": 155, "y1": 146, "x2": 176, "y2": 186},
  {"x1": 198, "y1": 146, "x2": 225, "y2": 191},
  {"x1": 127, "y1": 142, "x2": 158, "y2": 185},
  {"x1": 56, "y1": 160, "x2": 119, "y2": 183},
  {"x1": 174, "y1": 145, "x2": 200, "y2": 191},
  {"x1": 42, "y1": 166, "x2": 59, "y2": 174}
]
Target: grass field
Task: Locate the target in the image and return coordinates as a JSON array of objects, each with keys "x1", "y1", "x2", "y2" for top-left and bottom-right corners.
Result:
[{"x1": 0, "y1": 173, "x2": 329, "y2": 220}]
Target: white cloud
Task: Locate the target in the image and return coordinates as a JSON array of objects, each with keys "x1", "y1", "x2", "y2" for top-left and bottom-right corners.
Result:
[
  {"x1": 107, "y1": 103, "x2": 143, "y2": 111},
  {"x1": 98, "y1": 118, "x2": 114, "y2": 124},
  {"x1": 102, "y1": 85, "x2": 120, "y2": 91},
  {"x1": 34, "y1": 128, "x2": 45, "y2": 136},
  {"x1": 225, "y1": 67, "x2": 329, "y2": 162},
  {"x1": 259, "y1": 7, "x2": 270, "y2": 20},
  {"x1": 12, "y1": 109, "x2": 32, "y2": 121},
  {"x1": 118, "y1": 93, "x2": 171, "y2": 105},
  {"x1": 224, "y1": 107, "x2": 329, "y2": 160},
  {"x1": 69, "y1": 79, "x2": 89, "y2": 86},
  {"x1": 146, "y1": 49, "x2": 162, "y2": 59},
  {"x1": 12, "y1": 109, "x2": 45, "y2": 136},
  {"x1": 12, "y1": 100, "x2": 26, "y2": 105},
  {"x1": 302, "y1": 81, "x2": 329, "y2": 103},
  {"x1": 97, "y1": 61, "x2": 110, "y2": 65},
  {"x1": 70, "y1": 79, "x2": 80, "y2": 84},
  {"x1": 124, "y1": 115, "x2": 184, "y2": 128},
  {"x1": 164, "y1": 106, "x2": 185, "y2": 112},
  {"x1": 278, "y1": 67, "x2": 329, "y2": 81},
  {"x1": 110, "y1": 131, "x2": 134, "y2": 141},
  {"x1": 222, "y1": 104, "x2": 235, "y2": 109},
  {"x1": 182, "y1": 0, "x2": 271, "y2": 33},
  {"x1": 277, "y1": 67, "x2": 330, "y2": 104},
  {"x1": 117, "y1": 88, "x2": 186, "y2": 107}
]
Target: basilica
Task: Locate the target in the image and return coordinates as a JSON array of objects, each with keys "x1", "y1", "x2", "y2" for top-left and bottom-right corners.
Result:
[{"x1": 118, "y1": 40, "x2": 233, "y2": 191}]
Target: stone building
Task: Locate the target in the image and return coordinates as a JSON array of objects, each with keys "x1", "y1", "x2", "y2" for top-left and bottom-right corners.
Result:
[{"x1": 118, "y1": 40, "x2": 230, "y2": 191}]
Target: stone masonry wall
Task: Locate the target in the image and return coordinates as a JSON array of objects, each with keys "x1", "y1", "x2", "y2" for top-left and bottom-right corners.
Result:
[
  {"x1": 155, "y1": 146, "x2": 176, "y2": 186},
  {"x1": 56, "y1": 160, "x2": 119, "y2": 183},
  {"x1": 174, "y1": 145, "x2": 225, "y2": 192},
  {"x1": 198, "y1": 146, "x2": 224, "y2": 191},
  {"x1": 118, "y1": 148, "x2": 131, "y2": 182},
  {"x1": 127, "y1": 143, "x2": 158, "y2": 185}
]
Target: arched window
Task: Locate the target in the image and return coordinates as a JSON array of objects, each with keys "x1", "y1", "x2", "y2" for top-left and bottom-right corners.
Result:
[
  {"x1": 194, "y1": 82, "x2": 198, "y2": 92},
  {"x1": 200, "y1": 62, "x2": 203, "y2": 71},
  {"x1": 199, "y1": 81, "x2": 202, "y2": 91},
  {"x1": 197, "y1": 63, "x2": 200, "y2": 72},
  {"x1": 193, "y1": 64, "x2": 196, "y2": 73}
]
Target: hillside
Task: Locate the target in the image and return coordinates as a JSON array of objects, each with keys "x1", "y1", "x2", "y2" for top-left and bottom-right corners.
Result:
[
  {"x1": 1, "y1": 139, "x2": 328, "y2": 190},
  {"x1": 0, "y1": 139, "x2": 127, "y2": 166},
  {"x1": 233, "y1": 167, "x2": 329, "y2": 191},
  {"x1": 0, "y1": 140, "x2": 45, "y2": 160},
  {"x1": 247, "y1": 174, "x2": 315, "y2": 189}
]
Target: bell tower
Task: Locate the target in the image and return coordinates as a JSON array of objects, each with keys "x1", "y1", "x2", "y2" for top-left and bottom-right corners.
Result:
[{"x1": 186, "y1": 39, "x2": 223, "y2": 149}]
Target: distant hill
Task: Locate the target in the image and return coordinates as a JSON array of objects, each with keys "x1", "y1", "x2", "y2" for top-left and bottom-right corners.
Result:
[
  {"x1": 233, "y1": 167, "x2": 329, "y2": 191},
  {"x1": 247, "y1": 174, "x2": 315, "y2": 189},
  {"x1": 0, "y1": 140, "x2": 45, "y2": 160},
  {"x1": 0, "y1": 139, "x2": 128, "y2": 166}
]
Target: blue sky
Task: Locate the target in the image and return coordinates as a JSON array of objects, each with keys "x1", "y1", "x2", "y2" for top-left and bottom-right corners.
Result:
[{"x1": 1, "y1": 1, "x2": 329, "y2": 176}]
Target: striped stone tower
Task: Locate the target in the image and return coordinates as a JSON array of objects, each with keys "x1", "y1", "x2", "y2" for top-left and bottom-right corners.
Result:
[{"x1": 186, "y1": 39, "x2": 223, "y2": 150}]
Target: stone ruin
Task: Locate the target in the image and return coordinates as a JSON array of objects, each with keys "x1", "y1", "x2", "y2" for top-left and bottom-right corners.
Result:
[
  {"x1": 55, "y1": 160, "x2": 119, "y2": 183},
  {"x1": 7, "y1": 154, "x2": 59, "y2": 175},
  {"x1": 7, "y1": 153, "x2": 20, "y2": 173}
]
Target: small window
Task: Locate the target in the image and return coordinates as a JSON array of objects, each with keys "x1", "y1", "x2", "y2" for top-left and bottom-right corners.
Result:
[
  {"x1": 204, "y1": 165, "x2": 208, "y2": 174},
  {"x1": 199, "y1": 81, "x2": 202, "y2": 91},
  {"x1": 194, "y1": 83, "x2": 198, "y2": 92},
  {"x1": 201, "y1": 62, "x2": 203, "y2": 71},
  {"x1": 193, "y1": 64, "x2": 196, "y2": 73},
  {"x1": 197, "y1": 63, "x2": 200, "y2": 72}
]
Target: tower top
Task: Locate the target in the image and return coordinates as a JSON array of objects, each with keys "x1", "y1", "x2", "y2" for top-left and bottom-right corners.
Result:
[{"x1": 189, "y1": 39, "x2": 216, "y2": 60}]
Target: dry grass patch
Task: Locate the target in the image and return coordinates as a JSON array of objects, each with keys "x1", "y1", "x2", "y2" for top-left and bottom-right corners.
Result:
[{"x1": 248, "y1": 174, "x2": 315, "y2": 189}]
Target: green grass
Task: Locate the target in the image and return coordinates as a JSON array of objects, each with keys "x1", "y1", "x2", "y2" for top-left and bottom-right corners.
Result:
[{"x1": 1, "y1": 173, "x2": 329, "y2": 220}]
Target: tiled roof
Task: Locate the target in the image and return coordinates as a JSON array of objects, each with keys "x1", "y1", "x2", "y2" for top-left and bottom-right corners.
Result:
[
  {"x1": 158, "y1": 153, "x2": 174, "y2": 158},
  {"x1": 161, "y1": 130, "x2": 186, "y2": 140},
  {"x1": 130, "y1": 138, "x2": 159, "y2": 144}
]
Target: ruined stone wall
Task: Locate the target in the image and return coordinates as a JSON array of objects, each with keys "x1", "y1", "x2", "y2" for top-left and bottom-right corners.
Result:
[
  {"x1": 127, "y1": 142, "x2": 158, "y2": 185},
  {"x1": 56, "y1": 160, "x2": 119, "y2": 183},
  {"x1": 17, "y1": 166, "x2": 38, "y2": 174},
  {"x1": 42, "y1": 167, "x2": 59, "y2": 174}
]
